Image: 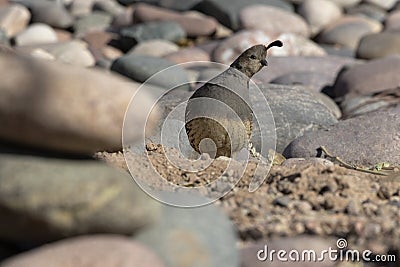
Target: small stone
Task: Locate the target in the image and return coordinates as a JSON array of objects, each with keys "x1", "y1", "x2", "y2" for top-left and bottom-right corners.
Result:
[
  {"x1": 69, "y1": 0, "x2": 95, "y2": 17},
  {"x1": 120, "y1": 21, "x2": 185, "y2": 52},
  {"x1": 93, "y1": 0, "x2": 125, "y2": 17},
  {"x1": 357, "y1": 32, "x2": 400, "y2": 59},
  {"x1": 42, "y1": 41, "x2": 96, "y2": 67},
  {"x1": 111, "y1": 54, "x2": 189, "y2": 89},
  {"x1": 73, "y1": 11, "x2": 113, "y2": 37},
  {"x1": 329, "y1": 0, "x2": 361, "y2": 8},
  {"x1": 30, "y1": 48, "x2": 54, "y2": 60},
  {"x1": 273, "y1": 196, "x2": 292, "y2": 207},
  {"x1": 23, "y1": 0, "x2": 73, "y2": 29},
  {"x1": 164, "y1": 47, "x2": 210, "y2": 64},
  {"x1": 14, "y1": 23, "x2": 58, "y2": 46},
  {"x1": 1, "y1": 235, "x2": 165, "y2": 267},
  {"x1": 240, "y1": 5, "x2": 310, "y2": 37},
  {"x1": 54, "y1": 29, "x2": 72, "y2": 42},
  {"x1": 158, "y1": 0, "x2": 202, "y2": 11},
  {"x1": 345, "y1": 200, "x2": 361, "y2": 215},
  {"x1": 81, "y1": 30, "x2": 114, "y2": 60},
  {"x1": 128, "y1": 39, "x2": 179, "y2": 57},
  {"x1": 317, "y1": 15, "x2": 382, "y2": 49},
  {"x1": 193, "y1": 0, "x2": 293, "y2": 31},
  {"x1": 364, "y1": 0, "x2": 397, "y2": 10},
  {"x1": 346, "y1": 3, "x2": 387, "y2": 23},
  {"x1": 385, "y1": 10, "x2": 400, "y2": 32},
  {"x1": 298, "y1": 0, "x2": 342, "y2": 35},
  {"x1": 0, "y1": 28, "x2": 9, "y2": 45},
  {"x1": 0, "y1": 4, "x2": 30, "y2": 37},
  {"x1": 134, "y1": 3, "x2": 217, "y2": 37},
  {"x1": 332, "y1": 56, "x2": 400, "y2": 97}
]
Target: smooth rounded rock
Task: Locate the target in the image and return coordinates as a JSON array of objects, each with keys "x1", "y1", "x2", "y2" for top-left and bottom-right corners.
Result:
[
  {"x1": 364, "y1": 0, "x2": 397, "y2": 10},
  {"x1": 136, "y1": 193, "x2": 238, "y2": 267},
  {"x1": 0, "y1": 53, "x2": 157, "y2": 154},
  {"x1": 0, "y1": 4, "x2": 30, "y2": 37},
  {"x1": 16, "y1": 41, "x2": 96, "y2": 67},
  {"x1": 73, "y1": 11, "x2": 113, "y2": 37},
  {"x1": 1, "y1": 235, "x2": 165, "y2": 267},
  {"x1": 317, "y1": 15, "x2": 382, "y2": 49},
  {"x1": 0, "y1": 154, "x2": 161, "y2": 243},
  {"x1": 271, "y1": 71, "x2": 335, "y2": 92},
  {"x1": 158, "y1": 0, "x2": 202, "y2": 11},
  {"x1": 111, "y1": 54, "x2": 189, "y2": 89},
  {"x1": 69, "y1": 0, "x2": 95, "y2": 17},
  {"x1": 128, "y1": 39, "x2": 179, "y2": 57},
  {"x1": 346, "y1": 3, "x2": 387, "y2": 23},
  {"x1": 0, "y1": 28, "x2": 9, "y2": 45},
  {"x1": 193, "y1": 0, "x2": 293, "y2": 31},
  {"x1": 251, "y1": 84, "x2": 338, "y2": 153},
  {"x1": 283, "y1": 106, "x2": 400, "y2": 166},
  {"x1": 134, "y1": 3, "x2": 217, "y2": 37},
  {"x1": 340, "y1": 93, "x2": 395, "y2": 118},
  {"x1": 93, "y1": 0, "x2": 125, "y2": 17},
  {"x1": 240, "y1": 5, "x2": 309, "y2": 37},
  {"x1": 164, "y1": 47, "x2": 210, "y2": 64},
  {"x1": 385, "y1": 10, "x2": 400, "y2": 32},
  {"x1": 213, "y1": 30, "x2": 325, "y2": 65},
  {"x1": 120, "y1": 21, "x2": 185, "y2": 52},
  {"x1": 298, "y1": 0, "x2": 342, "y2": 35},
  {"x1": 22, "y1": 0, "x2": 73, "y2": 29},
  {"x1": 81, "y1": 30, "x2": 115, "y2": 61},
  {"x1": 14, "y1": 23, "x2": 58, "y2": 46},
  {"x1": 332, "y1": 56, "x2": 400, "y2": 97},
  {"x1": 329, "y1": 0, "x2": 361, "y2": 8},
  {"x1": 253, "y1": 55, "x2": 356, "y2": 90},
  {"x1": 357, "y1": 32, "x2": 400, "y2": 59}
]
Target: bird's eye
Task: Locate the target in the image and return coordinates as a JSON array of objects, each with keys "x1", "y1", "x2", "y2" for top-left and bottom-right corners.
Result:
[{"x1": 250, "y1": 55, "x2": 257, "y2": 59}]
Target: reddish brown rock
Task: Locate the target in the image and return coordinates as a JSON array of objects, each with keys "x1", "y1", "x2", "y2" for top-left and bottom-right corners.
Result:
[
  {"x1": 385, "y1": 10, "x2": 400, "y2": 32},
  {"x1": 0, "y1": 4, "x2": 30, "y2": 37},
  {"x1": 134, "y1": 3, "x2": 217, "y2": 37},
  {"x1": 332, "y1": 56, "x2": 400, "y2": 97},
  {"x1": 164, "y1": 47, "x2": 210, "y2": 64},
  {"x1": 1, "y1": 235, "x2": 165, "y2": 267},
  {"x1": 129, "y1": 39, "x2": 179, "y2": 57}
]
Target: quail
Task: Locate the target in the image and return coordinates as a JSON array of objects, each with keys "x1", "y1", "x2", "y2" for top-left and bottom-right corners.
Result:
[{"x1": 185, "y1": 40, "x2": 283, "y2": 158}]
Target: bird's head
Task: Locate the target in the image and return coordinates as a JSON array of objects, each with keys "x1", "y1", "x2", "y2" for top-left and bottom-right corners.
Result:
[{"x1": 230, "y1": 40, "x2": 283, "y2": 77}]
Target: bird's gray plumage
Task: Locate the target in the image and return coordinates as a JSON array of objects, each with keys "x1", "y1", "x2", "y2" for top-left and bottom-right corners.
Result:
[{"x1": 185, "y1": 40, "x2": 283, "y2": 158}]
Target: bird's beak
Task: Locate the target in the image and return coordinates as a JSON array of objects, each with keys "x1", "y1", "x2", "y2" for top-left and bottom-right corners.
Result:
[{"x1": 260, "y1": 59, "x2": 268, "y2": 66}]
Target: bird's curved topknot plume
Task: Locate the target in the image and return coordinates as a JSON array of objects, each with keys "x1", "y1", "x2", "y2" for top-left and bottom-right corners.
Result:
[{"x1": 266, "y1": 40, "x2": 283, "y2": 51}]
